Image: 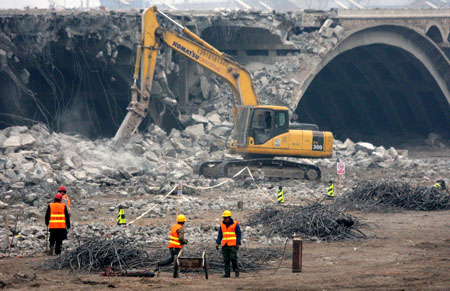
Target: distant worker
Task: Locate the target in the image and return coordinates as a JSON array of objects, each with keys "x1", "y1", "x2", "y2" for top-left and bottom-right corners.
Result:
[
  {"x1": 433, "y1": 180, "x2": 446, "y2": 190},
  {"x1": 216, "y1": 210, "x2": 241, "y2": 278},
  {"x1": 277, "y1": 186, "x2": 285, "y2": 204},
  {"x1": 58, "y1": 186, "x2": 71, "y2": 212},
  {"x1": 157, "y1": 214, "x2": 188, "y2": 270},
  {"x1": 45, "y1": 193, "x2": 70, "y2": 255},
  {"x1": 327, "y1": 181, "x2": 335, "y2": 199}
]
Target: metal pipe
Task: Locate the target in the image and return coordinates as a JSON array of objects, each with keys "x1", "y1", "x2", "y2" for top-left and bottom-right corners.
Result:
[
  {"x1": 157, "y1": 8, "x2": 184, "y2": 30},
  {"x1": 156, "y1": 7, "x2": 223, "y2": 56}
]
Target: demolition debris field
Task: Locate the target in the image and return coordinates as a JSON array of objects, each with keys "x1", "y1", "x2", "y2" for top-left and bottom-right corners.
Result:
[
  {"x1": 0, "y1": 135, "x2": 450, "y2": 290},
  {"x1": 0, "y1": 143, "x2": 449, "y2": 290},
  {"x1": 1, "y1": 207, "x2": 449, "y2": 290}
]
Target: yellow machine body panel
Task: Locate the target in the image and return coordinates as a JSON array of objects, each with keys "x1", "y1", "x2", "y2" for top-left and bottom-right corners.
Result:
[{"x1": 231, "y1": 130, "x2": 333, "y2": 158}]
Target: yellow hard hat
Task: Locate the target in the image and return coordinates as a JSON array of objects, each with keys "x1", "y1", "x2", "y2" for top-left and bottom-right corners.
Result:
[
  {"x1": 177, "y1": 214, "x2": 186, "y2": 222},
  {"x1": 222, "y1": 210, "x2": 232, "y2": 217}
]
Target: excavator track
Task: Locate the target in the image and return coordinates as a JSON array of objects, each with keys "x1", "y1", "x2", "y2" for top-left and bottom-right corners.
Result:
[{"x1": 197, "y1": 159, "x2": 321, "y2": 180}]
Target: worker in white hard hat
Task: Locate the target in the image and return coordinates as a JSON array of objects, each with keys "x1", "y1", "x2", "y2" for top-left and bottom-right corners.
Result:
[
  {"x1": 157, "y1": 214, "x2": 188, "y2": 270},
  {"x1": 216, "y1": 210, "x2": 241, "y2": 278}
]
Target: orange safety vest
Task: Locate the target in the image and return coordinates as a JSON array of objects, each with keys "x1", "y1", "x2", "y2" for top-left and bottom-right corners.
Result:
[
  {"x1": 221, "y1": 221, "x2": 238, "y2": 247},
  {"x1": 62, "y1": 194, "x2": 71, "y2": 212},
  {"x1": 168, "y1": 223, "x2": 184, "y2": 249},
  {"x1": 49, "y1": 202, "x2": 66, "y2": 229}
]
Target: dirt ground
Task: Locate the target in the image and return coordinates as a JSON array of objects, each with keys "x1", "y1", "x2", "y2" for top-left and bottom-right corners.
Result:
[{"x1": 1, "y1": 209, "x2": 449, "y2": 290}]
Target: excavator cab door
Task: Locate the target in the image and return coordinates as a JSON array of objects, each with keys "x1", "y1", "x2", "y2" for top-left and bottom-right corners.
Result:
[{"x1": 234, "y1": 105, "x2": 254, "y2": 147}]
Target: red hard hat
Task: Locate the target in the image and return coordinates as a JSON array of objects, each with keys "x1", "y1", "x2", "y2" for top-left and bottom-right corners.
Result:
[
  {"x1": 55, "y1": 193, "x2": 63, "y2": 200},
  {"x1": 58, "y1": 186, "x2": 67, "y2": 192}
]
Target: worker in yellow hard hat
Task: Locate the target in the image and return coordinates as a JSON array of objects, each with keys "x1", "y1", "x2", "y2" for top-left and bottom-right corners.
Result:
[
  {"x1": 216, "y1": 210, "x2": 241, "y2": 278},
  {"x1": 156, "y1": 214, "x2": 188, "y2": 271}
]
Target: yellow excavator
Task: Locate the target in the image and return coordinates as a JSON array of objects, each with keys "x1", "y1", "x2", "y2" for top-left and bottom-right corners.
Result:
[{"x1": 114, "y1": 6, "x2": 333, "y2": 180}]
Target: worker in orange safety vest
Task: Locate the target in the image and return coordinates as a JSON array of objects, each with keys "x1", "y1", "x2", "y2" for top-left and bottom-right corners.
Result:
[
  {"x1": 216, "y1": 210, "x2": 241, "y2": 278},
  {"x1": 58, "y1": 186, "x2": 71, "y2": 212},
  {"x1": 45, "y1": 193, "x2": 70, "y2": 255},
  {"x1": 156, "y1": 214, "x2": 188, "y2": 270}
]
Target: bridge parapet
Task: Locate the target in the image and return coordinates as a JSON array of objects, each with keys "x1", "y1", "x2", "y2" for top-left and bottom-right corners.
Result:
[{"x1": 335, "y1": 8, "x2": 450, "y2": 46}]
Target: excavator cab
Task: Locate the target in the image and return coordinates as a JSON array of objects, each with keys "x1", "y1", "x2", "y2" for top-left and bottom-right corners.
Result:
[
  {"x1": 232, "y1": 105, "x2": 289, "y2": 149},
  {"x1": 250, "y1": 107, "x2": 289, "y2": 145}
]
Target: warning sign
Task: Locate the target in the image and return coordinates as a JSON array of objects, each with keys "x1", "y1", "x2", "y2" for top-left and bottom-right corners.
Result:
[{"x1": 337, "y1": 162, "x2": 345, "y2": 175}]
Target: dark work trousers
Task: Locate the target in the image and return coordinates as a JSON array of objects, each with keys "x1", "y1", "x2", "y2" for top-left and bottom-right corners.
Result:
[
  {"x1": 49, "y1": 228, "x2": 67, "y2": 255},
  {"x1": 159, "y1": 248, "x2": 182, "y2": 267},
  {"x1": 222, "y1": 245, "x2": 239, "y2": 276},
  {"x1": 49, "y1": 239, "x2": 63, "y2": 255}
]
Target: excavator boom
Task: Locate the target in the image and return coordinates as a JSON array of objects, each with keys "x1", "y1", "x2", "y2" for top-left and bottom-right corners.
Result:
[{"x1": 114, "y1": 6, "x2": 259, "y2": 142}]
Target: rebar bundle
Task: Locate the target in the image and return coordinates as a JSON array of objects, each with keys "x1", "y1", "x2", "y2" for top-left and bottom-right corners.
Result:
[
  {"x1": 41, "y1": 237, "x2": 153, "y2": 272},
  {"x1": 42, "y1": 237, "x2": 286, "y2": 273},
  {"x1": 338, "y1": 181, "x2": 450, "y2": 211},
  {"x1": 248, "y1": 203, "x2": 366, "y2": 241}
]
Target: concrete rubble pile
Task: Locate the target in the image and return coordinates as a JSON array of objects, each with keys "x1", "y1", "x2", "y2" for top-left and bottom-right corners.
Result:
[
  {"x1": 0, "y1": 10, "x2": 449, "y2": 258},
  {"x1": 1, "y1": 122, "x2": 449, "y2": 256}
]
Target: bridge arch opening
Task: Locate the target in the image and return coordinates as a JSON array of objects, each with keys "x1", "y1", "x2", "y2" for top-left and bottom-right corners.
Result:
[
  {"x1": 295, "y1": 25, "x2": 450, "y2": 144},
  {"x1": 426, "y1": 25, "x2": 443, "y2": 43}
]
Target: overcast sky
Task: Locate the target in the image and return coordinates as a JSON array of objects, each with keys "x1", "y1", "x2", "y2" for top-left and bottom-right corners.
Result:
[
  {"x1": 0, "y1": 0, "x2": 421, "y2": 9},
  {"x1": 0, "y1": 0, "x2": 100, "y2": 9}
]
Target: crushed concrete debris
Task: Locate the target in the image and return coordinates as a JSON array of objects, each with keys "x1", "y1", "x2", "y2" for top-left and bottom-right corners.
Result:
[{"x1": 0, "y1": 123, "x2": 448, "y2": 256}]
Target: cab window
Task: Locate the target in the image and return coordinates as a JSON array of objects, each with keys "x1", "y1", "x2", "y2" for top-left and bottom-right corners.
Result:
[{"x1": 275, "y1": 111, "x2": 286, "y2": 128}]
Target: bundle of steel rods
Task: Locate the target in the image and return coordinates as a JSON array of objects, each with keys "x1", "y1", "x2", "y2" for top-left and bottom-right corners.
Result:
[
  {"x1": 247, "y1": 203, "x2": 365, "y2": 241},
  {"x1": 338, "y1": 181, "x2": 450, "y2": 211},
  {"x1": 42, "y1": 237, "x2": 154, "y2": 272},
  {"x1": 42, "y1": 237, "x2": 286, "y2": 273}
]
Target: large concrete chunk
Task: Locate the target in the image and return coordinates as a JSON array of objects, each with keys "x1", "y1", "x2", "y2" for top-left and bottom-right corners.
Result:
[
  {"x1": 0, "y1": 200, "x2": 8, "y2": 209},
  {"x1": 20, "y1": 133, "x2": 36, "y2": 146},
  {"x1": 0, "y1": 133, "x2": 6, "y2": 147},
  {"x1": 191, "y1": 114, "x2": 209, "y2": 124},
  {"x1": 200, "y1": 76, "x2": 210, "y2": 99},
  {"x1": 355, "y1": 142, "x2": 375, "y2": 155},
  {"x1": 185, "y1": 124, "x2": 205, "y2": 138},
  {"x1": 2, "y1": 136, "x2": 21, "y2": 148}
]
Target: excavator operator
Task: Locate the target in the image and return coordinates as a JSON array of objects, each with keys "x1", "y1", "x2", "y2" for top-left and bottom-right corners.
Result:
[{"x1": 253, "y1": 111, "x2": 272, "y2": 145}]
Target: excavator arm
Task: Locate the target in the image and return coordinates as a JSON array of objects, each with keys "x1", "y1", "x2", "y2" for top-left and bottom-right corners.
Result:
[{"x1": 114, "y1": 6, "x2": 259, "y2": 142}]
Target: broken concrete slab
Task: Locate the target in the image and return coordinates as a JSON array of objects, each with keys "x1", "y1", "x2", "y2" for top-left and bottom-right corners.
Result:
[
  {"x1": 191, "y1": 114, "x2": 209, "y2": 124},
  {"x1": 0, "y1": 201, "x2": 8, "y2": 209},
  {"x1": 19, "y1": 134, "x2": 36, "y2": 147},
  {"x1": 184, "y1": 124, "x2": 205, "y2": 138},
  {"x1": 333, "y1": 25, "x2": 345, "y2": 38},
  {"x1": 2, "y1": 136, "x2": 21, "y2": 148},
  {"x1": 355, "y1": 142, "x2": 375, "y2": 155},
  {"x1": 200, "y1": 76, "x2": 210, "y2": 99},
  {"x1": 206, "y1": 113, "x2": 222, "y2": 125}
]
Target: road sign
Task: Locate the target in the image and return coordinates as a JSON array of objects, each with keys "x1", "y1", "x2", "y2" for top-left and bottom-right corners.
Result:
[{"x1": 337, "y1": 162, "x2": 345, "y2": 175}]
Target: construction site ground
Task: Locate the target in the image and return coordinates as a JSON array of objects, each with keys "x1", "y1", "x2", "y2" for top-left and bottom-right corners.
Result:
[{"x1": 1, "y1": 207, "x2": 449, "y2": 290}]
